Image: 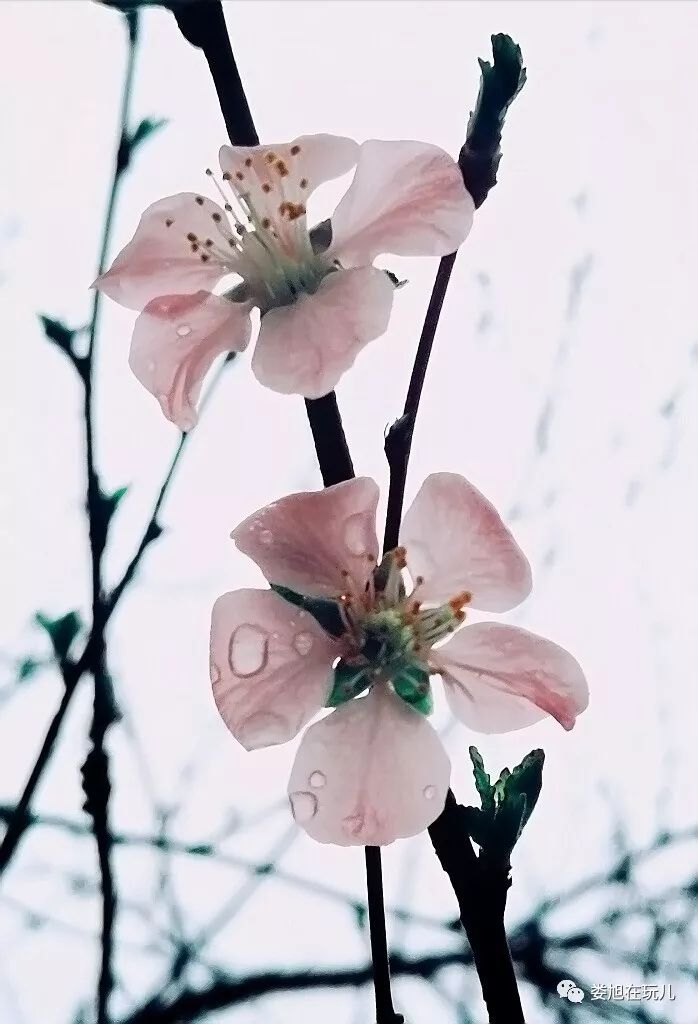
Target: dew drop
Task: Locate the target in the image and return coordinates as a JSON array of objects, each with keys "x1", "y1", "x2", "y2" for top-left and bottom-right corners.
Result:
[
  {"x1": 209, "y1": 661, "x2": 222, "y2": 685},
  {"x1": 343, "y1": 514, "x2": 368, "y2": 557},
  {"x1": 259, "y1": 528, "x2": 274, "y2": 546},
  {"x1": 177, "y1": 324, "x2": 192, "y2": 338},
  {"x1": 228, "y1": 624, "x2": 269, "y2": 677},
  {"x1": 289, "y1": 791, "x2": 318, "y2": 823},
  {"x1": 309, "y1": 771, "x2": 326, "y2": 789},
  {"x1": 423, "y1": 785, "x2": 437, "y2": 800},
  {"x1": 293, "y1": 631, "x2": 314, "y2": 656}
]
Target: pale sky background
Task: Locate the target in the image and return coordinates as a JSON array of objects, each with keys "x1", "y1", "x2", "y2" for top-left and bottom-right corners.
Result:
[{"x1": 1, "y1": 2, "x2": 698, "y2": 1023}]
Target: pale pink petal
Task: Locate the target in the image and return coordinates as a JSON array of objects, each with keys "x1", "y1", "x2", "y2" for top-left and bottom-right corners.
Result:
[
  {"x1": 329, "y1": 140, "x2": 475, "y2": 266},
  {"x1": 94, "y1": 194, "x2": 236, "y2": 311},
  {"x1": 287, "y1": 685, "x2": 450, "y2": 846},
  {"x1": 210, "y1": 589, "x2": 339, "y2": 751},
  {"x1": 219, "y1": 134, "x2": 358, "y2": 208},
  {"x1": 232, "y1": 477, "x2": 379, "y2": 599},
  {"x1": 252, "y1": 267, "x2": 394, "y2": 398},
  {"x1": 433, "y1": 622, "x2": 589, "y2": 733},
  {"x1": 400, "y1": 473, "x2": 532, "y2": 611},
  {"x1": 129, "y1": 291, "x2": 251, "y2": 431}
]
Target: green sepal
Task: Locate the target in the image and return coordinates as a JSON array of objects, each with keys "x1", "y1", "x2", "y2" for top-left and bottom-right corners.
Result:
[
  {"x1": 327, "y1": 660, "x2": 371, "y2": 707},
  {"x1": 271, "y1": 584, "x2": 346, "y2": 638},
  {"x1": 392, "y1": 662, "x2": 433, "y2": 716}
]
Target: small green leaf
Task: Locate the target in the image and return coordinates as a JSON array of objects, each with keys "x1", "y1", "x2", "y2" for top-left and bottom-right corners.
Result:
[
  {"x1": 129, "y1": 117, "x2": 168, "y2": 150},
  {"x1": 502, "y1": 748, "x2": 544, "y2": 835},
  {"x1": 469, "y1": 745, "x2": 495, "y2": 814},
  {"x1": 38, "y1": 315, "x2": 87, "y2": 373},
  {"x1": 35, "y1": 611, "x2": 82, "y2": 661},
  {"x1": 392, "y1": 662, "x2": 433, "y2": 715},
  {"x1": 17, "y1": 657, "x2": 41, "y2": 681},
  {"x1": 493, "y1": 791, "x2": 528, "y2": 850},
  {"x1": 327, "y1": 660, "x2": 370, "y2": 707},
  {"x1": 272, "y1": 584, "x2": 346, "y2": 638},
  {"x1": 103, "y1": 485, "x2": 129, "y2": 522},
  {"x1": 459, "y1": 33, "x2": 526, "y2": 208}
]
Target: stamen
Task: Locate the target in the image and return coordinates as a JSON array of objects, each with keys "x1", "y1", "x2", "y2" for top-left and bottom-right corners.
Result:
[
  {"x1": 244, "y1": 158, "x2": 253, "y2": 167},
  {"x1": 448, "y1": 591, "x2": 472, "y2": 613},
  {"x1": 299, "y1": 177, "x2": 308, "y2": 189},
  {"x1": 165, "y1": 218, "x2": 174, "y2": 227},
  {"x1": 195, "y1": 196, "x2": 204, "y2": 206},
  {"x1": 290, "y1": 144, "x2": 301, "y2": 155},
  {"x1": 393, "y1": 546, "x2": 407, "y2": 569}
]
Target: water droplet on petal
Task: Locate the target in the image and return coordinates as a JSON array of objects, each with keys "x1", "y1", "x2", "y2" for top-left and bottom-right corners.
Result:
[
  {"x1": 210, "y1": 661, "x2": 222, "y2": 685},
  {"x1": 259, "y1": 528, "x2": 274, "y2": 545},
  {"x1": 293, "y1": 631, "x2": 314, "y2": 656},
  {"x1": 423, "y1": 785, "x2": 437, "y2": 800},
  {"x1": 177, "y1": 324, "x2": 192, "y2": 337},
  {"x1": 289, "y1": 791, "x2": 318, "y2": 823},
  {"x1": 146, "y1": 359, "x2": 156, "y2": 372},
  {"x1": 228, "y1": 624, "x2": 269, "y2": 677},
  {"x1": 343, "y1": 514, "x2": 368, "y2": 557},
  {"x1": 309, "y1": 771, "x2": 326, "y2": 789}
]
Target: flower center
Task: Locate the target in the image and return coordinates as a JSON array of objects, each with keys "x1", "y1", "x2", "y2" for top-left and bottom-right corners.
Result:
[
  {"x1": 328, "y1": 547, "x2": 472, "y2": 714},
  {"x1": 203, "y1": 146, "x2": 334, "y2": 311}
]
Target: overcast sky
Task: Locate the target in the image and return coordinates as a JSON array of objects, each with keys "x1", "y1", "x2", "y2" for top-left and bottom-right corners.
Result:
[{"x1": 2, "y1": 3, "x2": 698, "y2": 1022}]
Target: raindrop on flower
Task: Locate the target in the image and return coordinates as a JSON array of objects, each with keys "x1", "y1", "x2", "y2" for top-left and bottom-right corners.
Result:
[
  {"x1": 176, "y1": 324, "x2": 192, "y2": 337},
  {"x1": 259, "y1": 529, "x2": 274, "y2": 545},
  {"x1": 309, "y1": 771, "x2": 326, "y2": 789},
  {"x1": 289, "y1": 791, "x2": 318, "y2": 823},
  {"x1": 228, "y1": 624, "x2": 269, "y2": 677},
  {"x1": 293, "y1": 632, "x2": 314, "y2": 656},
  {"x1": 423, "y1": 785, "x2": 437, "y2": 800}
]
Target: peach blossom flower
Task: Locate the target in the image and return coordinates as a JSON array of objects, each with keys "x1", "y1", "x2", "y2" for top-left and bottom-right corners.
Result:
[
  {"x1": 210, "y1": 473, "x2": 588, "y2": 847},
  {"x1": 93, "y1": 135, "x2": 474, "y2": 428}
]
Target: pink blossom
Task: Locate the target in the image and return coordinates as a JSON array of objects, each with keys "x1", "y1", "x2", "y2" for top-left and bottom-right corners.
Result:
[
  {"x1": 93, "y1": 135, "x2": 474, "y2": 427},
  {"x1": 210, "y1": 473, "x2": 588, "y2": 847}
]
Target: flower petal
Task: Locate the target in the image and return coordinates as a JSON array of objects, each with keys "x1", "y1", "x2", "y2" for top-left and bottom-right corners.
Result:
[
  {"x1": 232, "y1": 477, "x2": 380, "y2": 599},
  {"x1": 129, "y1": 291, "x2": 251, "y2": 431},
  {"x1": 287, "y1": 685, "x2": 450, "y2": 845},
  {"x1": 329, "y1": 140, "x2": 475, "y2": 266},
  {"x1": 433, "y1": 622, "x2": 589, "y2": 733},
  {"x1": 94, "y1": 194, "x2": 235, "y2": 311},
  {"x1": 219, "y1": 134, "x2": 358, "y2": 209},
  {"x1": 400, "y1": 473, "x2": 532, "y2": 610},
  {"x1": 210, "y1": 589, "x2": 339, "y2": 751},
  {"x1": 252, "y1": 267, "x2": 394, "y2": 397}
]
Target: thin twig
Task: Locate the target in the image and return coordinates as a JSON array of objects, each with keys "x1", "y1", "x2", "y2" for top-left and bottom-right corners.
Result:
[
  {"x1": 383, "y1": 252, "x2": 457, "y2": 552},
  {"x1": 80, "y1": 13, "x2": 140, "y2": 1023}
]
